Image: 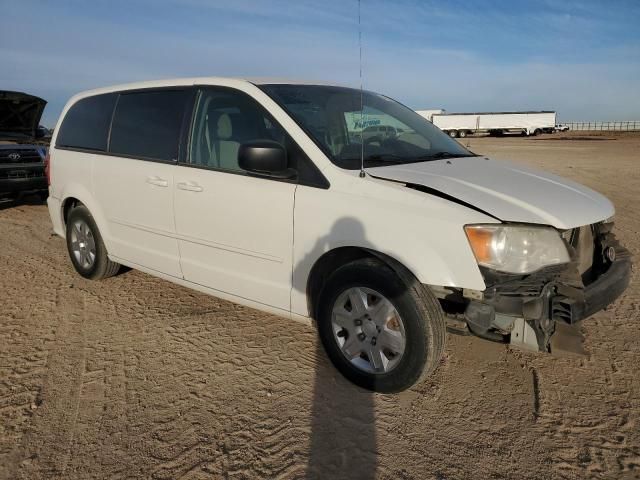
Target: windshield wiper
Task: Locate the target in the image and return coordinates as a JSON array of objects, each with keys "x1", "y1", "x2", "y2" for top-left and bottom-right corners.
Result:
[
  {"x1": 412, "y1": 152, "x2": 479, "y2": 161},
  {"x1": 364, "y1": 153, "x2": 407, "y2": 162},
  {"x1": 339, "y1": 153, "x2": 409, "y2": 164},
  {"x1": 339, "y1": 152, "x2": 478, "y2": 168}
]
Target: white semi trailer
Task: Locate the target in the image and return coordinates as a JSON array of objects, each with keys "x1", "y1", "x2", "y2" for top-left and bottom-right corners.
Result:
[{"x1": 416, "y1": 110, "x2": 557, "y2": 138}]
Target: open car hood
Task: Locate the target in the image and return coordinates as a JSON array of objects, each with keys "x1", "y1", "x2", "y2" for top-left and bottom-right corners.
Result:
[
  {"x1": 368, "y1": 156, "x2": 614, "y2": 230},
  {"x1": 0, "y1": 91, "x2": 47, "y2": 140}
]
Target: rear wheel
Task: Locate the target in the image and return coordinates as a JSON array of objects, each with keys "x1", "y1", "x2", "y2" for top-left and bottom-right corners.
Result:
[
  {"x1": 448, "y1": 130, "x2": 458, "y2": 138},
  {"x1": 66, "y1": 205, "x2": 120, "y2": 280},
  {"x1": 458, "y1": 130, "x2": 468, "y2": 138},
  {"x1": 316, "y1": 258, "x2": 445, "y2": 393}
]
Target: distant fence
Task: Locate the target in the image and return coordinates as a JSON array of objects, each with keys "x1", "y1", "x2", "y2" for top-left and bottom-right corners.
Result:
[{"x1": 564, "y1": 121, "x2": 640, "y2": 131}]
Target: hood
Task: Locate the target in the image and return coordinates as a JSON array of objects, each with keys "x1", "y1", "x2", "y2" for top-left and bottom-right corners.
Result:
[
  {"x1": 0, "y1": 91, "x2": 47, "y2": 140},
  {"x1": 368, "y1": 157, "x2": 614, "y2": 230}
]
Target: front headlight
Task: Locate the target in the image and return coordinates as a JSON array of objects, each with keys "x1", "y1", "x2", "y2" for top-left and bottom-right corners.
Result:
[{"x1": 464, "y1": 224, "x2": 570, "y2": 274}]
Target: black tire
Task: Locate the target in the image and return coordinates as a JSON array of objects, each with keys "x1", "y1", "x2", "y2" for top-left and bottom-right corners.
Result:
[
  {"x1": 316, "y1": 258, "x2": 445, "y2": 393},
  {"x1": 66, "y1": 205, "x2": 120, "y2": 280},
  {"x1": 458, "y1": 130, "x2": 468, "y2": 138},
  {"x1": 448, "y1": 130, "x2": 458, "y2": 138},
  {"x1": 533, "y1": 128, "x2": 542, "y2": 136}
]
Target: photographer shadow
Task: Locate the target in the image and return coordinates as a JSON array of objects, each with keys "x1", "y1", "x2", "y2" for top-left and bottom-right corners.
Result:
[{"x1": 295, "y1": 218, "x2": 378, "y2": 480}]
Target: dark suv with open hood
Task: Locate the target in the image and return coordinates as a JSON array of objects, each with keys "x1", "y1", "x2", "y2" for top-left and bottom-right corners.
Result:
[{"x1": 1, "y1": 91, "x2": 49, "y2": 200}]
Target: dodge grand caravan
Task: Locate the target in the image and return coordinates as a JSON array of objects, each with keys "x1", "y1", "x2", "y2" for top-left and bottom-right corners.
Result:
[{"x1": 47, "y1": 78, "x2": 631, "y2": 392}]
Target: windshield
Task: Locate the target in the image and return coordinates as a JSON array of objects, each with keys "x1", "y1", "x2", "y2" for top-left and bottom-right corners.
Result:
[{"x1": 260, "y1": 84, "x2": 475, "y2": 169}]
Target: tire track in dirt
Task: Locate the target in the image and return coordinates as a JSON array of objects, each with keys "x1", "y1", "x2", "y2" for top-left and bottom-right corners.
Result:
[
  {"x1": 0, "y1": 294, "x2": 50, "y2": 478},
  {"x1": 13, "y1": 288, "x2": 87, "y2": 479},
  {"x1": 1, "y1": 216, "x2": 320, "y2": 476}
]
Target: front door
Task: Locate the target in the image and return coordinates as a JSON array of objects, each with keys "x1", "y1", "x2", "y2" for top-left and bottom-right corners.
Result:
[{"x1": 174, "y1": 87, "x2": 296, "y2": 311}]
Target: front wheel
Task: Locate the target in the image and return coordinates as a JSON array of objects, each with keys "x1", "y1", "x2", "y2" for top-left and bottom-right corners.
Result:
[
  {"x1": 66, "y1": 205, "x2": 120, "y2": 280},
  {"x1": 316, "y1": 258, "x2": 445, "y2": 393}
]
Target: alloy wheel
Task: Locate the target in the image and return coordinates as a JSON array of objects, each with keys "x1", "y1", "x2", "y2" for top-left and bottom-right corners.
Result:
[{"x1": 331, "y1": 287, "x2": 406, "y2": 374}]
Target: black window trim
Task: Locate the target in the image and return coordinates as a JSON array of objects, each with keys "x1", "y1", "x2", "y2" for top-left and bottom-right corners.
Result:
[
  {"x1": 178, "y1": 84, "x2": 329, "y2": 189},
  {"x1": 105, "y1": 93, "x2": 120, "y2": 153},
  {"x1": 55, "y1": 86, "x2": 195, "y2": 166},
  {"x1": 54, "y1": 84, "x2": 330, "y2": 188}
]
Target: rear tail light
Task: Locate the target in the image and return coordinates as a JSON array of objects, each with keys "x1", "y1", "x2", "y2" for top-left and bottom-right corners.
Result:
[{"x1": 44, "y1": 152, "x2": 51, "y2": 185}]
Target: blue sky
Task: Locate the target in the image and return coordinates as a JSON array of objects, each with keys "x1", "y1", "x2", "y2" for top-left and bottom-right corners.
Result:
[{"x1": 2, "y1": 0, "x2": 639, "y2": 127}]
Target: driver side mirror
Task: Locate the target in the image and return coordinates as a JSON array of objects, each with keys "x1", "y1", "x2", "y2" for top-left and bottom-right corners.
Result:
[{"x1": 238, "y1": 140, "x2": 296, "y2": 179}]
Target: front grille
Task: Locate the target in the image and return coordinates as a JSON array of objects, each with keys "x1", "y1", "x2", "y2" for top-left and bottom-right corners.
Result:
[
  {"x1": 0, "y1": 169, "x2": 45, "y2": 180},
  {"x1": 0, "y1": 148, "x2": 43, "y2": 164}
]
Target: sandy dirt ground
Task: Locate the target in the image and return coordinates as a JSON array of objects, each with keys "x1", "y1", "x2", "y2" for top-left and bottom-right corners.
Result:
[{"x1": 1, "y1": 132, "x2": 638, "y2": 480}]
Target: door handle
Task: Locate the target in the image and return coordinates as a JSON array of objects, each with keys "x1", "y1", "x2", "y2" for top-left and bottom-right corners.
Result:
[
  {"x1": 177, "y1": 181, "x2": 203, "y2": 192},
  {"x1": 146, "y1": 176, "x2": 169, "y2": 187}
]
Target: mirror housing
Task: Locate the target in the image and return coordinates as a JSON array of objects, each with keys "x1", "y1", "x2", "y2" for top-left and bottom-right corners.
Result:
[{"x1": 238, "y1": 140, "x2": 296, "y2": 179}]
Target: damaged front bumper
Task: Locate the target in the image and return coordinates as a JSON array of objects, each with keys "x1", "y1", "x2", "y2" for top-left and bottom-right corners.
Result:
[{"x1": 464, "y1": 224, "x2": 632, "y2": 351}]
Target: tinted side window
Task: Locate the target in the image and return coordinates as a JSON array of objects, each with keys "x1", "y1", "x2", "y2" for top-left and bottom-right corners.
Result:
[
  {"x1": 56, "y1": 93, "x2": 117, "y2": 151},
  {"x1": 110, "y1": 90, "x2": 188, "y2": 161}
]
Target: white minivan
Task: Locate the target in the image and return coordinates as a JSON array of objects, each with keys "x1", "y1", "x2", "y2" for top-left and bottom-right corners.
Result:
[{"x1": 47, "y1": 78, "x2": 631, "y2": 392}]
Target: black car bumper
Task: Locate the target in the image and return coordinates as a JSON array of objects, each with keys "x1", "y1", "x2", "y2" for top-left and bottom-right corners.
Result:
[
  {"x1": 0, "y1": 164, "x2": 47, "y2": 195},
  {"x1": 0, "y1": 176, "x2": 47, "y2": 194},
  {"x1": 553, "y1": 252, "x2": 631, "y2": 323}
]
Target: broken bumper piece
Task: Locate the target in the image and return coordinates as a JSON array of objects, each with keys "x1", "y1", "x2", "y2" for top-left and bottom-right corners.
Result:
[{"x1": 464, "y1": 242, "x2": 632, "y2": 352}]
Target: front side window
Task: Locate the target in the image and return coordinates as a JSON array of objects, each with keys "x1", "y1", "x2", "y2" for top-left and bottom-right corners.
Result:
[
  {"x1": 188, "y1": 88, "x2": 286, "y2": 172},
  {"x1": 109, "y1": 89, "x2": 188, "y2": 161},
  {"x1": 56, "y1": 93, "x2": 117, "y2": 151},
  {"x1": 260, "y1": 84, "x2": 475, "y2": 170}
]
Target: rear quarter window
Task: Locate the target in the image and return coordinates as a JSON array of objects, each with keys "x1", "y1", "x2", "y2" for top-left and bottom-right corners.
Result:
[
  {"x1": 56, "y1": 93, "x2": 117, "y2": 151},
  {"x1": 109, "y1": 89, "x2": 188, "y2": 161}
]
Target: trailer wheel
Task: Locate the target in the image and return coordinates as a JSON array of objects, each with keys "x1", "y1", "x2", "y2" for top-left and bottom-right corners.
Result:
[
  {"x1": 533, "y1": 128, "x2": 542, "y2": 136},
  {"x1": 458, "y1": 130, "x2": 468, "y2": 138},
  {"x1": 448, "y1": 130, "x2": 458, "y2": 138}
]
